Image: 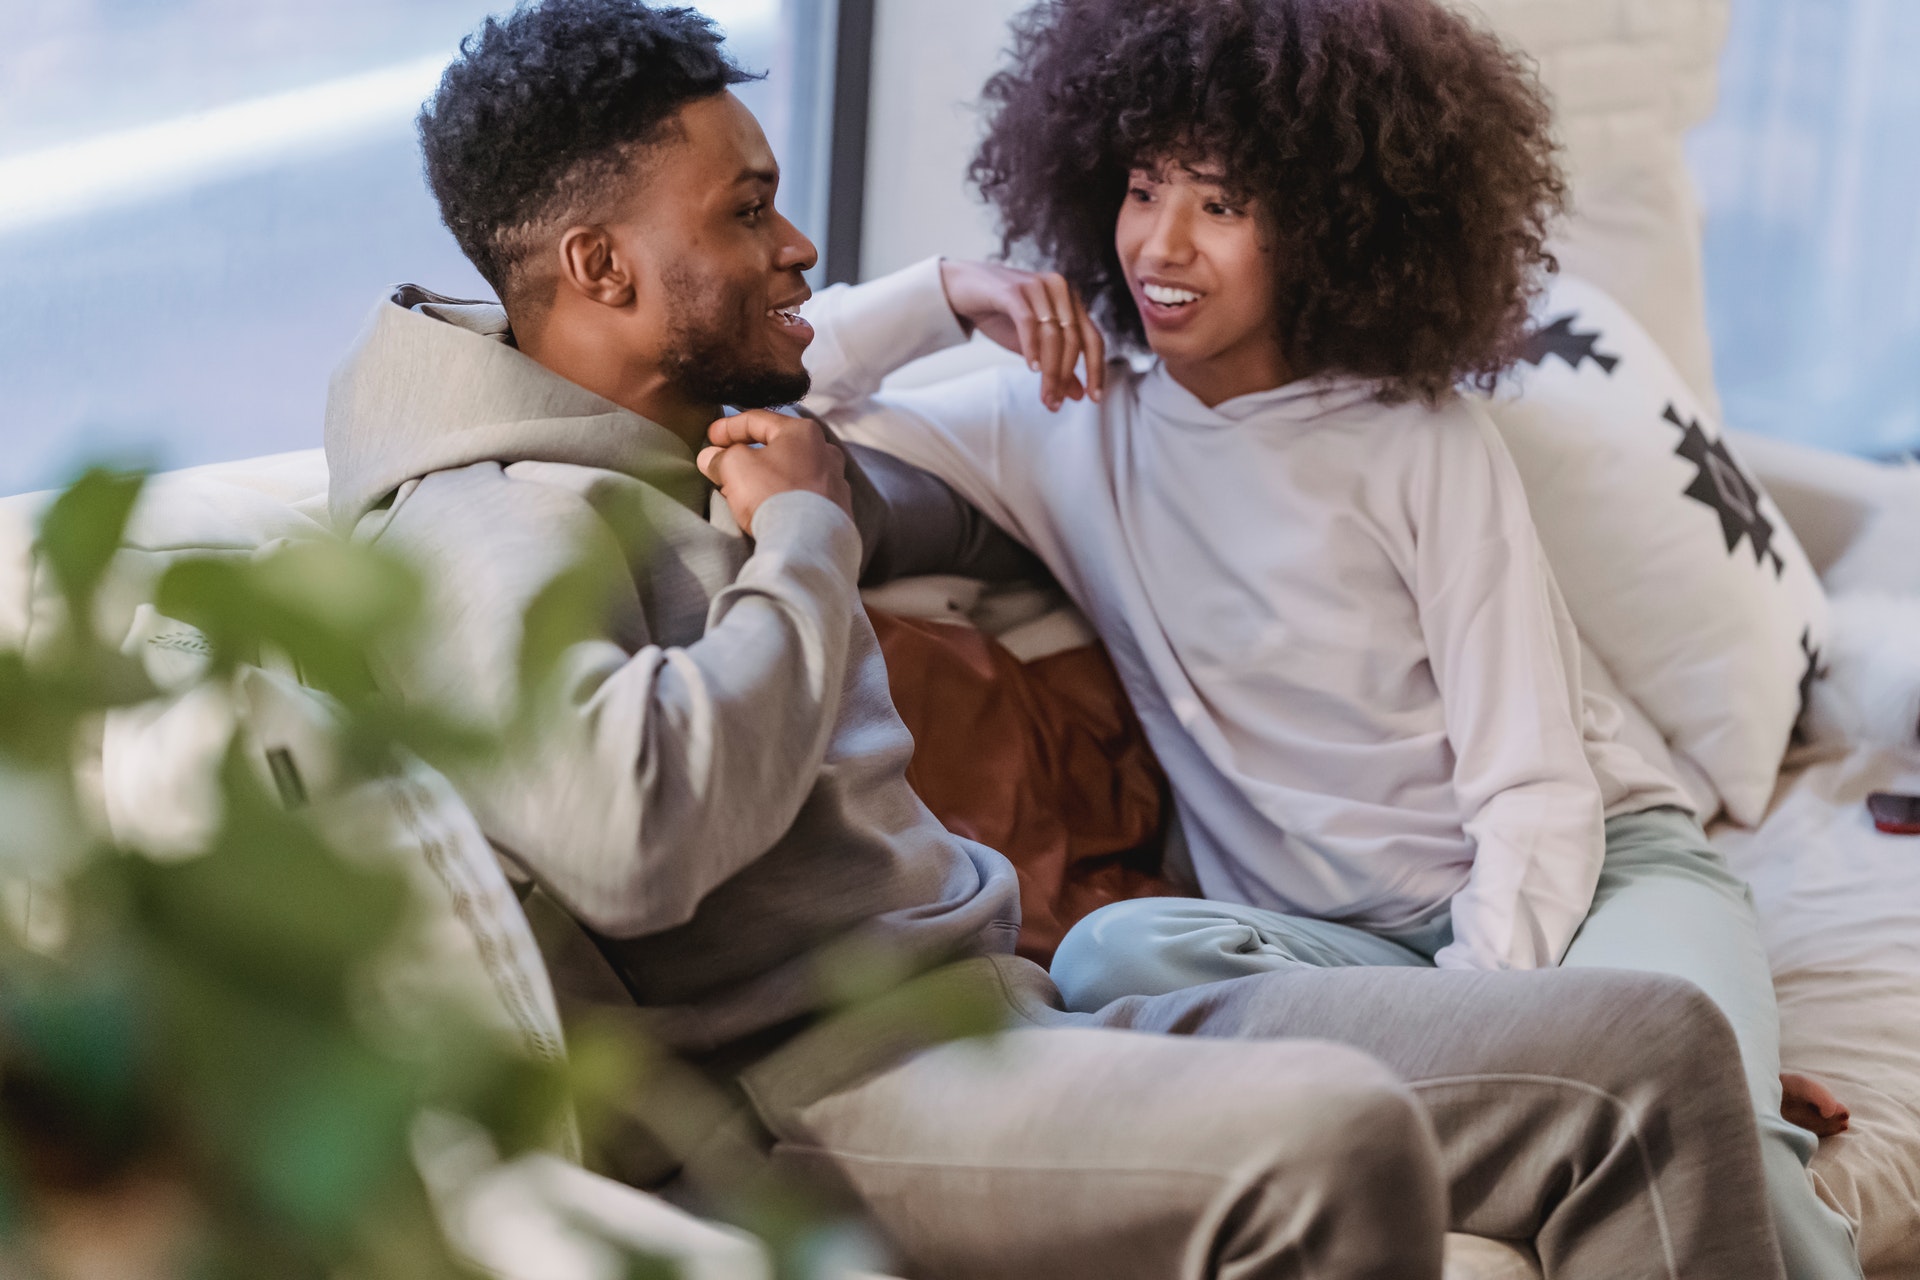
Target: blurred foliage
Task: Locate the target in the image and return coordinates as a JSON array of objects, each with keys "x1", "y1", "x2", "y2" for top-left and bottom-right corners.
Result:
[
  {"x1": 0, "y1": 468, "x2": 501, "y2": 1279},
  {"x1": 0, "y1": 465, "x2": 1001, "y2": 1280}
]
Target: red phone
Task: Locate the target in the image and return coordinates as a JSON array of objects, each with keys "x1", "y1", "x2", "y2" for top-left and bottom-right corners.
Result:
[{"x1": 1867, "y1": 792, "x2": 1920, "y2": 835}]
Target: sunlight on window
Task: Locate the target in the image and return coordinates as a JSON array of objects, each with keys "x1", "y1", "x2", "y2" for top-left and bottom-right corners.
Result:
[
  {"x1": 0, "y1": 0, "x2": 830, "y2": 496},
  {"x1": 0, "y1": 56, "x2": 448, "y2": 236}
]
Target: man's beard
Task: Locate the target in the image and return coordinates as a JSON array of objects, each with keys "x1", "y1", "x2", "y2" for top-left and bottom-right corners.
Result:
[{"x1": 660, "y1": 264, "x2": 812, "y2": 409}]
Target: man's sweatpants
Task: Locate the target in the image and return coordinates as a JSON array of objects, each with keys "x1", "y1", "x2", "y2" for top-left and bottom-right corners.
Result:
[{"x1": 738, "y1": 954, "x2": 1784, "y2": 1280}]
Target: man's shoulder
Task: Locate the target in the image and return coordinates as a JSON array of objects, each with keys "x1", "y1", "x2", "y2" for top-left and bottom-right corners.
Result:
[
  {"x1": 378, "y1": 460, "x2": 737, "y2": 637},
  {"x1": 390, "y1": 459, "x2": 605, "y2": 538},
  {"x1": 371, "y1": 461, "x2": 633, "y2": 595}
]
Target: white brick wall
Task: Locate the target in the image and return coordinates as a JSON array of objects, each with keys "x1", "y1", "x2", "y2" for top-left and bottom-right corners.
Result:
[
  {"x1": 1450, "y1": 0, "x2": 1731, "y2": 409},
  {"x1": 1456, "y1": 0, "x2": 1730, "y2": 176}
]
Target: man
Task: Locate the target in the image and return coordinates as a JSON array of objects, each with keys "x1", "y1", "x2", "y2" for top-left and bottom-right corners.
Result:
[{"x1": 324, "y1": 3, "x2": 1786, "y2": 1276}]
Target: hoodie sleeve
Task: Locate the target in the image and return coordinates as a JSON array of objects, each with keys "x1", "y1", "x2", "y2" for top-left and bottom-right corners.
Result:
[
  {"x1": 372, "y1": 467, "x2": 862, "y2": 938},
  {"x1": 1415, "y1": 409, "x2": 1608, "y2": 973}
]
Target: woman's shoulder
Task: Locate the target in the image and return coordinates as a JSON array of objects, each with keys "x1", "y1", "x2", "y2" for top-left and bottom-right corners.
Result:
[{"x1": 1364, "y1": 390, "x2": 1510, "y2": 466}]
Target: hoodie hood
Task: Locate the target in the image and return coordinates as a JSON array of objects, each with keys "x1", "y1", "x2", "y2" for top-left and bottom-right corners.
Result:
[{"x1": 324, "y1": 286, "x2": 706, "y2": 531}]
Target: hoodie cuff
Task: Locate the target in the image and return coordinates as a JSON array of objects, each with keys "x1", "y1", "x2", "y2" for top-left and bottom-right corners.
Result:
[
  {"x1": 805, "y1": 257, "x2": 970, "y2": 387},
  {"x1": 748, "y1": 490, "x2": 862, "y2": 581}
]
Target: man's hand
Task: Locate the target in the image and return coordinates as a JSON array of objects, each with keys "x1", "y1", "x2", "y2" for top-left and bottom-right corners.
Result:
[
  {"x1": 938, "y1": 259, "x2": 1106, "y2": 412},
  {"x1": 698, "y1": 411, "x2": 854, "y2": 534}
]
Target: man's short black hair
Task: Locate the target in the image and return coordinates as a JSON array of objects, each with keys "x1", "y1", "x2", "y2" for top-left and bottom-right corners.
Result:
[{"x1": 419, "y1": 0, "x2": 758, "y2": 307}]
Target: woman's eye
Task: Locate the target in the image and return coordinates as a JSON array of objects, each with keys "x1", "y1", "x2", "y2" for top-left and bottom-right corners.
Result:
[
  {"x1": 1205, "y1": 202, "x2": 1241, "y2": 218},
  {"x1": 1127, "y1": 186, "x2": 1153, "y2": 203}
]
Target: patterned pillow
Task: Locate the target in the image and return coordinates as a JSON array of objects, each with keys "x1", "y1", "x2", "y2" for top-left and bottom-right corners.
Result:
[{"x1": 1482, "y1": 274, "x2": 1829, "y2": 825}]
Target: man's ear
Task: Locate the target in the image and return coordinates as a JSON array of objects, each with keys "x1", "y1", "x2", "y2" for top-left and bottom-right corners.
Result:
[{"x1": 556, "y1": 225, "x2": 638, "y2": 308}]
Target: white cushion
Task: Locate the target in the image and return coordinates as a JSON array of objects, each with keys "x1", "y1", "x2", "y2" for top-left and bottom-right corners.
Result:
[
  {"x1": 1484, "y1": 274, "x2": 1829, "y2": 825},
  {"x1": 0, "y1": 450, "x2": 332, "y2": 661}
]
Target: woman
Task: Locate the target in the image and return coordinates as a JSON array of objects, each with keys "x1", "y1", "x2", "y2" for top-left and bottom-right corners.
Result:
[{"x1": 797, "y1": 0, "x2": 1858, "y2": 1275}]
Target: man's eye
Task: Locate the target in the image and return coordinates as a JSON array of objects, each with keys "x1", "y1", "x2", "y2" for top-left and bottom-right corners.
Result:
[{"x1": 740, "y1": 202, "x2": 766, "y2": 222}]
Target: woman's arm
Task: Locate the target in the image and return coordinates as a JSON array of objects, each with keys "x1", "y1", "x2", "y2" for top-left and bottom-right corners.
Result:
[
  {"x1": 1414, "y1": 409, "x2": 1609, "y2": 972},
  {"x1": 795, "y1": 260, "x2": 1100, "y2": 560},
  {"x1": 801, "y1": 257, "x2": 1104, "y2": 415}
]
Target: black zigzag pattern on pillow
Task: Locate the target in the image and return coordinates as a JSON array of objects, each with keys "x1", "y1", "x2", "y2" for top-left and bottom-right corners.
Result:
[
  {"x1": 1667, "y1": 404, "x2": 1786, "y2": 577},
  {"x1": 1792, "y1": 627, "x2": 1827, "y2": 745},
  {"x1": 1520, "y1": 313, "x2": 1621, "y2": 375}
]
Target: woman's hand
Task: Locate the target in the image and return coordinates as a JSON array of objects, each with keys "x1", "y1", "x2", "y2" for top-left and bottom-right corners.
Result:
[
  {"x1": 937, "y1": 259, "x2": 1106, "y2": 411},
  {"x1": 1780, "y1": 1072, "x2": 1850, "y2": 1138}
]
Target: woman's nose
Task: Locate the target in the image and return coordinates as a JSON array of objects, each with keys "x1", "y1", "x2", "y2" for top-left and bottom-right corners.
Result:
[{"x1": 1142, "y1": 207, "x2": 1194, "y2": 265}]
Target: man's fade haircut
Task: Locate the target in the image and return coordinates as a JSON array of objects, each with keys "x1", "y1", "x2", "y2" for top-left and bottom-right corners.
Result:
[
  {"x1": 972, "y1": 0, "x2": 1567, "y2": 405},
  {"x1": 419, "y1": 0, "x2": 757, "y2": 309}
]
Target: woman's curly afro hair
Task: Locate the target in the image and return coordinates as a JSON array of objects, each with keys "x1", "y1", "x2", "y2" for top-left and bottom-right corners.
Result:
[
  {"x1": 972, "y1": 0, "x2": 1567, "y2": 404},
  {"x1": 419, "y1": 0, "x2": 756, "y2": 306}
]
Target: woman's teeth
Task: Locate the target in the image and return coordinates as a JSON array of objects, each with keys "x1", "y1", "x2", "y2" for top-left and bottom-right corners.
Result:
[{"x1": 1143, "y1": 283, "x2": 1201, "y2": 307}]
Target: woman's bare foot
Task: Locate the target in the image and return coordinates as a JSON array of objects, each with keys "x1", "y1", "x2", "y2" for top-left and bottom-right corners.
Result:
[{"x1": 1781, "y1": 1072, "x2": 1851, "y2": 1137}]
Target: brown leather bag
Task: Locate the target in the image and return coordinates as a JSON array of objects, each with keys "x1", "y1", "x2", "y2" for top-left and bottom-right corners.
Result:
[{"x1": 870, "y1": 610, "x2": 1180, "y2": 964}]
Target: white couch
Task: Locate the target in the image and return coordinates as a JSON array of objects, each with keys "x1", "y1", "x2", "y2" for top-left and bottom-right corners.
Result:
[
  {"x1": 4, "y1": 433, "x2": 1919, "y2": 1280},
  {"x1": 7, "y1": 4, "x2": 1903, "y2": 1273}
]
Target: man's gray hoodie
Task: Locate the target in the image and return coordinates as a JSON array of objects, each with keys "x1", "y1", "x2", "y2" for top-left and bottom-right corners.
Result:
[{"x1": 324, "y1": 263, "x2": 1021, "y2": 1056}]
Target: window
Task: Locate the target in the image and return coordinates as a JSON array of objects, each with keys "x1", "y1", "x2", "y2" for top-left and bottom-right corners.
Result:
[
  {"x1": 1689, "y1": 0, "x2": 1920, "y2": 457},
  {"x1": 0, "y1": 0, "x2": 839, "y2": 495}
]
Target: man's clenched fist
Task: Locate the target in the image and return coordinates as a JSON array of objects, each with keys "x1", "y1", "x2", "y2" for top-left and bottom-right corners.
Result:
[{"x1": 697, "y1": 411, "x2": 854, "y2": 534}]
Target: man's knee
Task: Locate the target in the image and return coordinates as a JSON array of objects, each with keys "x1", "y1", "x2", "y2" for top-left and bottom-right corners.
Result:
[
  {"x1": 1550, "y1": 969, "x2": 1742, "y2": 1092},
  {"x1": 1299, "y1": 1060, "x2": 1443, "y2": 1186},
  {"x1": 1236, "y1": 1050, "x2": 1446, "y2": 1277}
]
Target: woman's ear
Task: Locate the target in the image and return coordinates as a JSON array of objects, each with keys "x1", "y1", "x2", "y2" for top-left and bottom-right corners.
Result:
[{"x1": 556, "y1": 225, "x2": 637, "y2": 308}]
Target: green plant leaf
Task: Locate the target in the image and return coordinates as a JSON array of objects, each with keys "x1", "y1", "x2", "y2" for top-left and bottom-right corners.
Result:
[
  {"x1": 123, "y1": 755, "x2": 410, "y2": 1018},
  {"x1": 153, "y1": 541, "x2": 421, "y2": 706},
  {"x1": 620, "y1": 1250, "x2": 683, "y2": 1280},
  {"x1": 0, "y1": 951, "x2": 147, "y2": 1157},
  {"x1": 152, "y1": 944, "x2": 420, "y2": 1250},
  {"x1": 36, "y1": 467, "x2": 147, "y2": 639}
]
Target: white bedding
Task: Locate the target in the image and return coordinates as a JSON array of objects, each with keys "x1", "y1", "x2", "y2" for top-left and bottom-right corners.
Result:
[{"x1": 1715, "y1": 748, "x2": 1920, "y2": 1279}]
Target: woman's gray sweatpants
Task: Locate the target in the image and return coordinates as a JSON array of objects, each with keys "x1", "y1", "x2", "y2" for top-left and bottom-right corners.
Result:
[{"x1": 1050, "y1": 806, "x2": 1861, "y2": 1280}]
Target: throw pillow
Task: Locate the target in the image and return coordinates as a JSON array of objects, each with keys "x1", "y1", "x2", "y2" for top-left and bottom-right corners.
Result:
[
  {"x1": 1482, "y1": 273, "x2": 1829, "y2": 825},
  {"x1": 868, "y1": 610, "x2": 1178, "y2": 963}
]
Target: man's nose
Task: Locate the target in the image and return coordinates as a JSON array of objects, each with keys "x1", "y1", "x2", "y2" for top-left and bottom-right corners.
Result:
[{"x1": 776, "y1": 211, "x2": 818, "y2": 274}]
